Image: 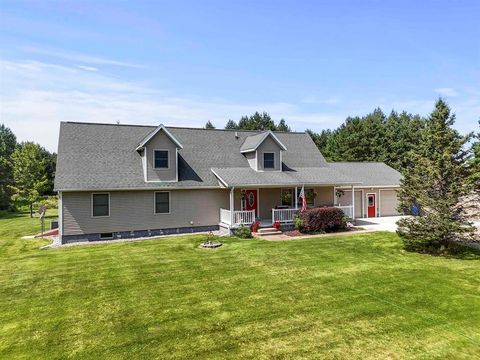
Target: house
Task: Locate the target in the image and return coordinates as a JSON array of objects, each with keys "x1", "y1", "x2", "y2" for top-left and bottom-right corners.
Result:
[{"x1": 54, "y1": 122, "x2": 402, "y2": 244}]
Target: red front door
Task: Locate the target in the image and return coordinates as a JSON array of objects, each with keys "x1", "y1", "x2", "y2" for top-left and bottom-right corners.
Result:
[
  {"x1": 243, "y1": 189, "x2": 258, "y2": 216},
  {"x1": 367, "y1": 194, "x2": 376, "y2": 217}
]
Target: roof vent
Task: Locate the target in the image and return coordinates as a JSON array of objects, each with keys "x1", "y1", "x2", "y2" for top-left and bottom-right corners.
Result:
[{"x1": 235, "y1": 131, "x2": 239, "y2": 139}]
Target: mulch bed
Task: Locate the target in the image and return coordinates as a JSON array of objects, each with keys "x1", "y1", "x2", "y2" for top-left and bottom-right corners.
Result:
[{"x1": 283, "y1": 227, "x2": 363, "y2": 237}]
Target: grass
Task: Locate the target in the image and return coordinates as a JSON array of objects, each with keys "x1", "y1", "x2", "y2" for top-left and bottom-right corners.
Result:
[{"x1": 0, "y1": 211, "x2": 479, "y2": 359}]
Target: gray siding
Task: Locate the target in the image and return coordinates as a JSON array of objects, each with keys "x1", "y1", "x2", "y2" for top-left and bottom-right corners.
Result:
[
  {"x1": 257, "y1": 136, "x2": 282, "y2": 171},
  {"x1": 245, "y1": 151, "x2": 257, "y2": 170},
  {"x1": 62, "y1": 189, "x2": 229, "y2": 235},
  {"x1": 145, "y1": 131, "x2": 178, "y2": 181}
]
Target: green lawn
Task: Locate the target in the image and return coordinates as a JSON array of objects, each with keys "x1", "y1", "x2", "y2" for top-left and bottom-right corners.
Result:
[{"x1": 0, "y1": 211, "x2": 479, "y2": 359}]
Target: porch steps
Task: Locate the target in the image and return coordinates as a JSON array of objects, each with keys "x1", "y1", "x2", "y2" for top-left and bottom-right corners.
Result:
[{"x1": 256, "y1": 227, "x2": 283, "y2": 236}]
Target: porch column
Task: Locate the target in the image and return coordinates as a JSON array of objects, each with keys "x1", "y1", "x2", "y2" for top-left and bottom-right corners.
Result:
[
  {"x1": 294, "y1": 186, "x2": 298, "y2": 209},
  {"x1": 230, "y1": 187, "x2": 235, "y2": 226},
  {"x1": 351, "y1": 184, "x2": 355, "y2": 221}
]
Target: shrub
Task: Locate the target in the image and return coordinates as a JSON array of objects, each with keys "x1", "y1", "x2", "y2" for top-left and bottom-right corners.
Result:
[
  {"x1": 250, "y1": 220, "x2": 260, "y2": 233},
  {"x1": 235, "y1": 225, "x2": 253, "y2": 239},
  {"x1": 272, "y1": 221, "x2": 281, "y2": 230},
  {"x1": 293, "y1": 216, "x2": 303, "y2": 231},
  {"x1": 298, "y1": 207, "x2": 347, "y2": 233}
]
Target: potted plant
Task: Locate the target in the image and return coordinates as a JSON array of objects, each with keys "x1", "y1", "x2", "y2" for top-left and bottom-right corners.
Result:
[{"x1": 272, "y1": 221, "x2": 281, "y2": 230}]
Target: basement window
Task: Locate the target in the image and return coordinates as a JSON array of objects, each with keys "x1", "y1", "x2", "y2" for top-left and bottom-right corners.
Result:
[{"x1": 99, "y1": 233, "x2": 114, "y2": 240}]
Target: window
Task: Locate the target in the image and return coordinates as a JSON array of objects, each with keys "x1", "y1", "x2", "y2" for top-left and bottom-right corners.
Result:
[
  {"x1": 297, "y1": 188, "x2": 315, "y2": 207},
  {"x1": 92, "y1": 193, "x2": 110, "y2": 217},
  {"x1": 155, "y1": 192, "x2": 170, "y2": 214},
  {"x1": 281, "y1": 189, "x2": 293, "y2": 206},
  {"x1": 154, "y1": 150, "x2": 169, "y2": 169},
  {"x1": 263, "y1": 152, "x2": 275, "y2": 169},
  {"x1": 99, "y1": 233, "x2": 113, "y2": 240}
]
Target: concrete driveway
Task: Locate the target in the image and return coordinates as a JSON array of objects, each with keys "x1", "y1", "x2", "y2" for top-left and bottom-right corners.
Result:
[{"x1": 355, "y1": 216, "x2": 408, "y2": 232}]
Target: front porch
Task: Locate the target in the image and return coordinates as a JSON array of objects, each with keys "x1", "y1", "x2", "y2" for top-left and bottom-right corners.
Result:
[{"x1": 219, "y1": 186, "x2": 355, "y2": 228}]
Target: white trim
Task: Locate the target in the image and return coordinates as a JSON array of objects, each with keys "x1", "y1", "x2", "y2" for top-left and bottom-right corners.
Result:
[
  {"x1": 334, "y1": 187, "x2": 365, "y2": 217},
  {"x1": 136, "y1": 124, "x2": 183, "y2": 150},
  {"x1": 239, "y1": 131, "x2": 288, "y2": 153},
  {"x1": 366, "y1": 193, "x2": 377, "y2": 218},
  {"x1": 255, "y1": 150, "x2": 258, "y2": 171},
  {"x1": 153, "y1": 149, "x2": 170, "y2": 170},
  {"x1": 58, "y1": 191, "x2": 63, "y2": 239},
  {"x1": 91, "y1": 192, "x2": 110, "y2": 218},
  {"x1": 335, "y1": 185, "x2": 400, "y2": 189},
  {"x1": 142, "y1": 149, "x2": 147, "y2": 182},
  {"x1": 175, "y1": 148, "x2": 179, "y2": 182},
  {"x1": 262, "y1": 151, "x2": 275, "y2": 170},
  {"x1": 280, "y1": 150, "x2": 283, "y2": 172},
  {"x1": 351, "y1": 185, "x2": 355, "y2": 220},
  {"x1": 229, "y1": 187, "x2": 234, "y2": 228},
  {"x1": 154, "y1": 191, "x2": 171, "y2": 214},
  {"x1": 210, "y1": 169, "x2": 229, "y2": 187}
]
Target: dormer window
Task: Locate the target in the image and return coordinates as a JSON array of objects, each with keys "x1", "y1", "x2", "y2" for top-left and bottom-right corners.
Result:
[
  {"x1": 263, "y1": 152, "x2": 275, "y2": 169},
  {"x1": 154, "y1": 150, "x2": 169, "y2": 169}
]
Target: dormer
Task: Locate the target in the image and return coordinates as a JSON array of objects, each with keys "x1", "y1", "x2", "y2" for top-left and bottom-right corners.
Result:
[
  {"x1": 240, "y1": 131, "x2": 287, "y2": 172},
  {"x1": 136, "y1": 125, "x2": 183, "y2": 182}
]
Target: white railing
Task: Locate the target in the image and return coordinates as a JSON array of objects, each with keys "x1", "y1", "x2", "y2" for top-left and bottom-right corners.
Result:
[
  {"x1": 220, "y1": 208, "x2": 231, "y2": 225},
  {"x1": 335, "y1": 205, "x2": 354, "y2": 219},
  {"x1": 234, "y1": 210, "x2": 255, "y2": 225},
  {"x1": 220, "y1": 208, "x2": 255, "y2": 226},
  {"x1": 272, "y1": 208, "x2": 298, "y2": 223}
]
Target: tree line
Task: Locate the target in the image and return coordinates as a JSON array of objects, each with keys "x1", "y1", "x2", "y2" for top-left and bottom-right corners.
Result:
[{"x1": 0, "y1": 125, "x2": 56, "y2": 216}]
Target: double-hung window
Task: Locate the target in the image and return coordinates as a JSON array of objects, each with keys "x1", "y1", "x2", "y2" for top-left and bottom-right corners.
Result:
[
  {"x1": 263, "y1": 152, "x2": 275, "y2": 169},
  {"x1": 92, "y1": 193, "x2": 110, "y2": 217},
  {"x1": 154, "y1": 150, "x2": 169, "y2": 169},
  {"x1": 155, "y1": 192, "x2": 170, "y2": 214}
]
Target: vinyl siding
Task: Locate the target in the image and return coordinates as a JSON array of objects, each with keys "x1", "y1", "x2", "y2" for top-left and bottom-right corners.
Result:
[
  {"x1": 256, "y1": 136, "x2": 281, "y2": 171},
  {"x1": 379, "y1": 189, "x2": 399, "y2": 216},
  {"x1": 335, "y1": 190, "x2": 363, "y2": 218},
  {"x1": 62, "y1": 189, "x2": 229, "y2": 235},
  {"x1": 245, "y1": 151, "x2": 257, "y2": 171},
  {"x1": 145, "y1": 130, "x2": 178, "y2": 181}
]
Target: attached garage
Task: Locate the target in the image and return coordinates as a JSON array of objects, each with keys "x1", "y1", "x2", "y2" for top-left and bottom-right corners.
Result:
[{"x1": 379, "y1": 189, "x2": 399, "y2": 216}]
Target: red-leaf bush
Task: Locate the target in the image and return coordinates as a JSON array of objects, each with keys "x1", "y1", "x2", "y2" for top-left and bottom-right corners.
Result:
[
  {"x1": 250, "y1": 220, "x2": 260, "y2": 233},
  {"x1": 298, "y1": 207, "x2": 347, "y2": 233},
  {"x1": 272, "y1": 221, "x2": 281, "y2": 230}
]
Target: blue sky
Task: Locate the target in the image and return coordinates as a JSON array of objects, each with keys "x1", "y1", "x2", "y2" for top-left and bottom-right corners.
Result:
[{"x1": 1, "y1": 0, "x2": 479, "y2": 151}]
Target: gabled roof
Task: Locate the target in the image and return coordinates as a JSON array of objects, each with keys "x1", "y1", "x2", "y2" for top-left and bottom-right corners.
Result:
[
  {"x1": 328, "y1": 162, "x2": 402, "y2": 187},
  {"x1": 54, "y1": 122, "x2": 326, "y2": 191},
  {"x1": 240, "y1": 131, "x2": 287, "y2": 153},
  {"x1": 135, "y1": 124, "x2": 183, "y2": 150}
]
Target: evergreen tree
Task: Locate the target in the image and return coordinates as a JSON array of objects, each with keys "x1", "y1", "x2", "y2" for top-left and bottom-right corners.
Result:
[
  {"x1": 277, "y1": 119, "x2": 291, "y2": 132},
  {"x1": 204, "y1": 120, "x2": 215, "y2": 129},
  {"x1": 9, "y1": 142, "x2": 49, "y2": 217},
  {"x1": 306, "y1": 129, "x2": 333, "y2": 160},
  {"x1": 225, "y1": 119, "x2": 237, "y2": 129},
  {"x1": 396, "y1": 99, "x2": 475, "y2": 254},
  {"x1": 0, "y1": 124, "x2": 17, "y2": 210},
  {"x1": 39, "y1": 147, "x2": 57, "y2": 195}
]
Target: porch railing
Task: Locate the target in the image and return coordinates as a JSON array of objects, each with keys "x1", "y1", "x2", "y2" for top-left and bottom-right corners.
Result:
[
  {"x1": 219, "y1": 208, "x2": 255, "y2": 226},
  {"x1": 334, "y1": 205, "x2": 354, "y2": 219},
  {"x1": 272, "y1": 208, "x2": 298, "y2": 223}
]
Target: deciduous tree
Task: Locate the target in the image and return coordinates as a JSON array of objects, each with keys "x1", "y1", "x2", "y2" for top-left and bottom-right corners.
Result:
[
  {"x1": 9, "y1": 142, "x2": 49, "y2": 217},
  {"x1": 0, "y1": 124, "x2": 17, "y2": 210}
]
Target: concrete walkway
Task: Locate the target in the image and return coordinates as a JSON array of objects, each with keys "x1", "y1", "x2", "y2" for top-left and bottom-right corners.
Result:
[{"x1": 355, "y1": 216, "x2": 408, "y2": 232}]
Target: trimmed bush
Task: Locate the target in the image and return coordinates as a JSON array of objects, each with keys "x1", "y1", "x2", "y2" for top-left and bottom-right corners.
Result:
[
  {"x1": 235, "y1": 225, "x2": 253, "y2": 239},
  {"x1": 298, "y1": 207, "x2": 347, "y2": 233}
]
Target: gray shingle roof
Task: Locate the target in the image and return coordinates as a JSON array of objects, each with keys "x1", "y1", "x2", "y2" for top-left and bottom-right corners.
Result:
[
  {"x1": 54, "y1": 122, "x2": 328, "y2": 191},
  {"x1": 328, "y1": 162, "x2": 402, "y2": 187},
  {"x1": 240, "y1": 131, "x2": 287, "y2": 152},
  {"x1": 211, "y1": 167, "x2": 359, "y2": 187}
]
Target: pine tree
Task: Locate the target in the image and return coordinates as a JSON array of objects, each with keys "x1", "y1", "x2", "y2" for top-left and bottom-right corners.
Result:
[
  {"x1": 205, "y1": 120, "x2": 215, "y2": 129},
  {"x1": 397, "y1": 99, "x2": 475, "y2": 254},
  {"x1": 276, "y1": 119, "x2": 291, "y2": 132},
  {"x1": 225, "y1": 120, "x2": 237, "y2": 129},
  {"x1": 9, "y1": 142, "x2": 49, "y2": 217}
]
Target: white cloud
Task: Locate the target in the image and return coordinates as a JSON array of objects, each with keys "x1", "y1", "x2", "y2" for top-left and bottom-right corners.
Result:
[
  {"x1": 20, "y1": 46, "x2": 143, "y2": 68},
  {"x1": 0, "y1": 59, "x2": 347, "y2": 151},
  {"x1": 77, "y1": 65, "x2": 98, "y2": 72},
  {"x1": 301, "y1": 95, "x2": 341, "y2": 105},
  {"x1": 434, "y1": 87, "x2": 459, "y2": 97}
]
